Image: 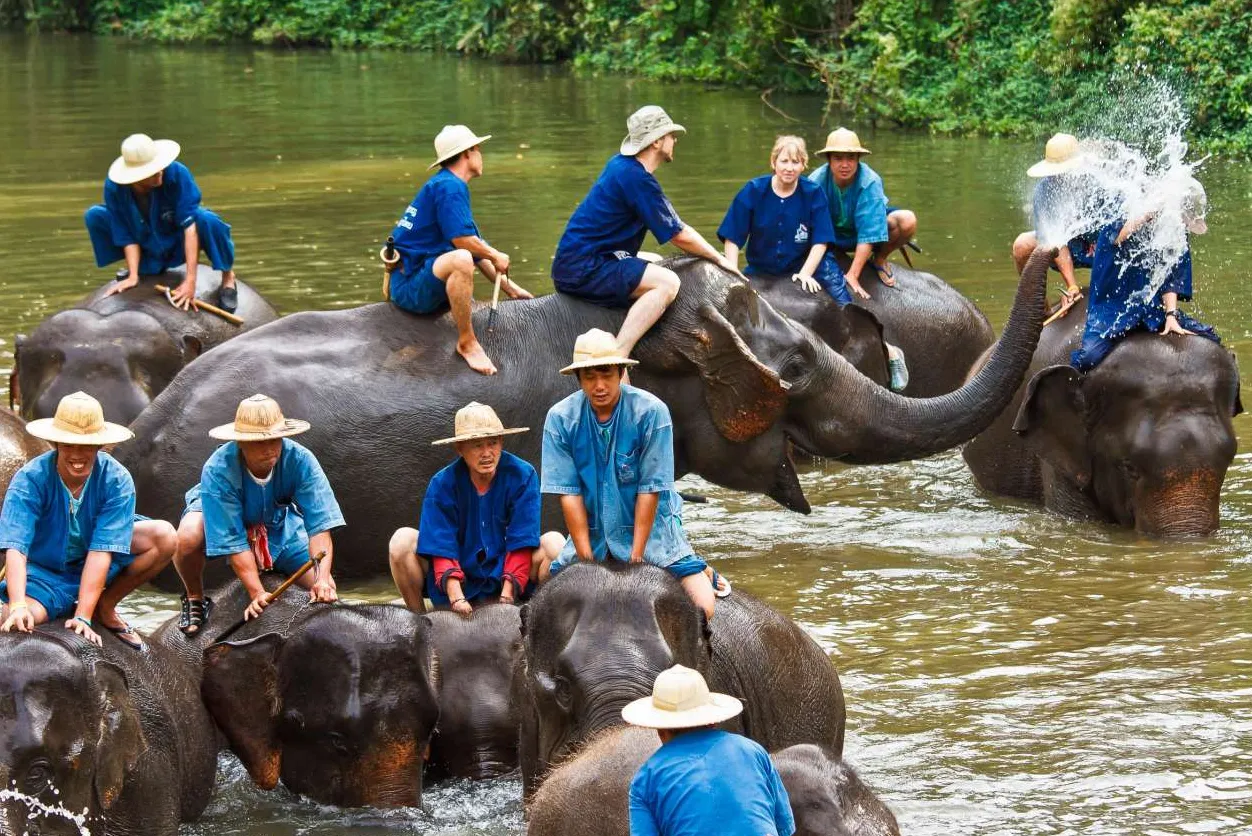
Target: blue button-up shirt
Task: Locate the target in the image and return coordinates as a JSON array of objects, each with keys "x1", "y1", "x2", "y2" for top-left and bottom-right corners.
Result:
[
  {"x1": 541, "y1": 385, "x2": 692, "y2": 570},
  {"x1": 0, "y1": 451, "x2": 136, "y2": 573},
  {"x1": 809, "y1": 161, "x2": 890, "y2": 249},
  {"x1": 390, "y1": 167, "x2": 480, "y2": 279},
  {"x1": 102, "y1": 160, "x2": 202, "y2": 265},
  {"x1": 718, "y1": 175, "x2": 837, "y2": 277}
]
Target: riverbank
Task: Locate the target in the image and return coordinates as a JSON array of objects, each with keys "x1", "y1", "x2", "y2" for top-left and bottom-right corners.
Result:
[{"x1": 5, "y1": 0, "x2": 1250, "y2": 155}]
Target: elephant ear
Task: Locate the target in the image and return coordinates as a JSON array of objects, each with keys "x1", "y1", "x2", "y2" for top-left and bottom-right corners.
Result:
[
  {"x1": 813, "y1": 303, "x2": 890, "y2": 386},
  {"x1": 1012, "y1": 364, "x2": 1092, "y2": 489},
  {"x1": 202, "y1": 633, "x2": 284, "y2": 790},
  {"x1": 91, "y1": 660, "x2": 145, "y2": 811},
  {"x1": 678, "y1": 286, "x2": 790, "y2": 443},
  {"x1": 1227, "y1": 351, "x2": 1243, "y2": 417}
]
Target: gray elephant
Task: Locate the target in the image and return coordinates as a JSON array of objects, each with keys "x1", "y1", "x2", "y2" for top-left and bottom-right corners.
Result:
[
  {"x1": 514, "y1": 564, "x2": 845, "y2": 797},
  {"x1": 0, "y1": 408, "x2": 46, "y2": 498},
  {"x1": 13, "y1": 266, "x2": 278, "y2": 424},
  {"x1": 773, "y1": 744, "x2": 900, "y2": 836},
  {"x1": 962, "y1": 296, "x2": 1242, "y2": 536},
  {"x1": 121, "y1": 251, "x2": 1050, "y2": 584}
]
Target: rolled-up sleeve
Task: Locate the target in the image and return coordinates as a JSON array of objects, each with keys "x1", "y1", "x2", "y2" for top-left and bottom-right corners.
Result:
[
  {"x1": 808, "y1": 186, "x2": 837, "y2": 245},
  {"x1": 201, "y1": 468, "x2": 249, "y2": 557},
  {"x1": 0, "y1": 470, "x2": 42, "y2": 554},
  {"x1": 103, "y1": 182, "x2": 139, "y2": 248},
  {"x1": 291, "y1": 449, "x2": 345, "y2": 536},
  {"x1": 169, "y1": 163, "x2": 203, "y2": 229},
  {"x1": 88, "y1": 470, "x2": 136, "y2": 554},
  {"x1": 541, "y1": 413, "x2": 581, "y2": 496},
  {"x1": 636, "y1": 408, "x2": 675, "y2": 495},
  {"x1": 629, "y1": 171, "x2": 685, "y2": 246},
  {"x1": 854, "y1": 178, "x2": 889, "y2": 244},
  {"x1": 435, "y1": 181, "x2": 480, "y2": 241}
]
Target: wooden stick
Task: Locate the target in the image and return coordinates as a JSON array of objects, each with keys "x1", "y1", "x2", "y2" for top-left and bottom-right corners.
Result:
[
  {"x1": 1042, "y1": 295, "x2": 1082, "y2": 328},
  {"x1": 0, "y1": 562, "x2": 6, "y2": 584},
  {"x1": 380, "y1": 236, "x2": 399, "y2": 301},
  {"x1": 154, "y1": 284, "x2": 245, "y2": 326},
  {"x1": 214, "y1": 551, "x2": 326, "y2": 642},
  {"x1": 487, "y1": 270, "x2": 505, "y2": 333}
]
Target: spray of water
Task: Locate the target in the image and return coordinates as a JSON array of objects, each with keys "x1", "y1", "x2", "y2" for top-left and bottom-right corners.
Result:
[{"x1": 0, "y1": 784, "x2": 93, "y2": 835}]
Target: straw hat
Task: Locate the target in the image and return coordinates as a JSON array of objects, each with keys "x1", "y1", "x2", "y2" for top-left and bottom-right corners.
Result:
[
  {"x1": 621, "y1": 665, "x2": 743, "y2": 730},
  {"x1": 26, "y1": 392, "x2": 134, "y2": 446},
  {"x1": 559, "y1": 328, "x2": 639, "y2": 375},
  {"x1": 817, "y1": 127, "x2": 871, "y2": 156},
  {"x1": 1027, "y1": 133, "x2": 1083, "y2": 178},
  {"x1": 431, "y1": 402, "x2": 528, "y2": 446},
  {"x1": 620, "y1": 106, "x2": 686, "y2": 156},
  {"x1": 429, "y1": 125, "x2": 492, "y2": 170},
  {"x1": 1182, "y1": 177, "x2": 1208, "y2": 235},
  {"x1": 209, "y1": 395, "x2": 311, "y2": 441},
  {"x1": 107, "y1": 134, "x2": 181, "y2": 185}
]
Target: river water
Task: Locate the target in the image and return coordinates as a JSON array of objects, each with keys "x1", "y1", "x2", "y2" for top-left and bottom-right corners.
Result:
[{"x1": 1, "y1": 34, "x2": 1250, "y2": 836}]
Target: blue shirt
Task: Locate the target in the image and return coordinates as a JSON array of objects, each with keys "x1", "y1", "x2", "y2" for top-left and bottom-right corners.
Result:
[
  {"x1": 552, "y1": 154, "x2": 686, "y2": 279},
  {"x1": 1083, "y1": 218, "x2": 1195, "y2": 342},
  {"x1": 101, "y1": 161, "x2": 202, "y2": 261},
  {"x1": 188, "y1": 439, "x2": 345, "y2": 558},
  {"x1": 629, "y1": 729, "x2": 795, "y2": 836},
  {"x1": 541, "y1": 385, "x2": 692, "y2": 569},
  {"x1": 718, "y1": 175, "x2": 836, "y2": 277},
  {"x1": 0, "y1": 451, "x2": 136, "y2": 574},
  {"x1": 417, "y1": 451, "x2": 541, "y2": 605},
  {"x1": 809, "y1": 161, "x2": 889, "y2": 249},
  {"x1": 390, "y1": 167, "x2": 480, "y2": 277}
]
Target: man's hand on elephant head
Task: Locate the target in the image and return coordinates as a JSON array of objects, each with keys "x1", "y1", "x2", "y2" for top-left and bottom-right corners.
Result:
[
  {"x1": 310, "y1": 577, "x2": 337, "y2": 604},
  {"x1": 169, "y1": 277, "x2": 197, "y2": 311},
  {"x1": 65, "y1": 617, "x2": 102, "y2": 647},
  {"x1": 245, "y1": 591, "x2": 273, "y2": 620},
  {"x1": 105, "y1": 275, "x2": 139, "y2": 296},
  {"x1": 452, "y1": 598, "x2": 473, "y2": 617},
  {"x1": 1, "y1": 604, "x2": 35, "y2": 633},
  {"x1": 791, "y1": 274, "x2": 821, "y2": 294}
]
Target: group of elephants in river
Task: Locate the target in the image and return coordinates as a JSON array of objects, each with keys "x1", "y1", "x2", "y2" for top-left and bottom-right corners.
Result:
[{"x1": 0, "y1": 246, "x2": 1242, "y2": 834}]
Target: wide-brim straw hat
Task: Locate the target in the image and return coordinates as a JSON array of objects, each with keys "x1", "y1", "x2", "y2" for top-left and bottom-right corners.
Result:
[
  {"x1": 431, "y1": 401, "x2": 528, "y2": 446},
  {"x1": 209, "y1": 394, "x2": 311, "y2": 441},
  {"x1": 26, "y1": 391, "x2": 134, "y2": 446},
  {"x1": 429, "y1": 124, "x2": 492, "y2": 170},
  {"x1": 1027, "y1": 132, "x2": 1083, "y2": 178},
  {"x1": 620, "y1": 106, "x2": 686, "y2": 156},
  {"x1": 108, "y1": 134, "x2": 181, "y2": 185},
  {"x1": 621, "y1": 665, "x2": 743, "y2": 730},
  {"x1": 559, "y1": 328, "x2": 640, "y2": 375},
  {"x1": 818, "y1": 127, "x2": 871, "y2": 156}
]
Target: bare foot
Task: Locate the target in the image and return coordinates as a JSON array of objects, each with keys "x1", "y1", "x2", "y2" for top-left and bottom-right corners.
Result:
[{"x1": 458, "y1": 340, "x2": 498, "y2": 375}]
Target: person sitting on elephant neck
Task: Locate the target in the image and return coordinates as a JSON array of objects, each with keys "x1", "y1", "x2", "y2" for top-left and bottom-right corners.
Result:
[
  {"x1": 550, "y1": 106, "x2": 741, "y2": 362},
  {"x1": 1071, "y1": 177, "x2": 1219, "y2": 372},
  {"x1": 623, "y1": 665, "x2": 795, "y2": 836},
  {"x1": 719, "y1": 135, "x2": 852, "y2": 305},
  {"x1": 540, "y1": 329, "x2": 730, "y2": 620},
  {"x1": 388, "y1": 401, "x2": 565, "y2": 616},
  {"x1": 809, "y1": 127, "x2": 918, "y2": 299},
  {"x1": 385, "y1": 125, "x2": 533, "y2": 376},
  {"x1": 0, "y1": 392, "x2": 177, "y2": 650},
  {"x1": 86, "y1": 133, "x2": 239, "y2": 313},
  {"x1": 173, "y1": 395, "x2": 344, "y2": 635}
]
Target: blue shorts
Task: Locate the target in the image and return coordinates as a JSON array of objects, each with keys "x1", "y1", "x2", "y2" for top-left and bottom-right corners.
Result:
[
  {"x1": 553, "y1": 254, "x2": 648, "y2": 309},
  {"x1": 1, "y1": 557, "x2": 131, "y2": 621},
  {"x1": 664, "y1": 555, "x2": 708, "y2": 579},
  {"x1": 391, "y1": 259, "x2": 450, "y2": 315}
]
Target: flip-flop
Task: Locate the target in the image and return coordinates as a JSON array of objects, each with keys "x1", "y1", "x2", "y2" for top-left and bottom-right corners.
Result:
[
  {"x1": 104, "y1": 619, "x2": 146, "y2": 651},
  {"x1": 710, "y1": 569, "x2": 732, "y2": 599},
  {"x1": 872, "y1": 261, "x2": 897, "y2": 287}
]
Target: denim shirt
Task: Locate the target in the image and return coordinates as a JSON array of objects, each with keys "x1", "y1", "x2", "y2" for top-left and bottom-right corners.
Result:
[
  {"x1": 717, "y1": 175, "x2": 837, "y2": 277},
  {"x1": 809, "y1": 161, "x2": 890, "y2": 248},
  {"x1": 541, "y1": 385, "x2": 692, "y2": 569},
  {"x1": 102, "y1": 160, "x2": 202, "y2": 258},
  {"x1": 0, "y1": 451, "x2": 136, "y2": 572}
]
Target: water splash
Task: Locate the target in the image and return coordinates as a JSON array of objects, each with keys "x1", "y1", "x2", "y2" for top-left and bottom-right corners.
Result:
[{"x1": 0, "y1": 785, "x2": 93, "y2": 835}]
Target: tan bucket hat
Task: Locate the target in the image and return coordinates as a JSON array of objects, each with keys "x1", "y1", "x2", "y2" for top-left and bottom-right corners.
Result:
[
  {"x1": 1182, "y1": 176, "x2": 1208, "y2": 235},
  {"x1": 621, "y1": 665, "x2": 743, "y2": 730},
  {"x1": 108, "y1": 134, "x2": 181, "y2": 185},
  {"x1": 1027, "y1": 133, "x2": 1083, "y2": 178},
  {"x1": 429, "y1": 124, "x2": 492, "y2": 170},
  {"x1": 431, "y1": 401, "x2": 528, "y2": 446},
  {"x1": 817, "y1": 127, "x2": 871, "y2": 156},
  {"x1": 209, "y1": 394, "x2": 311, "y2": 441},
  {"x1": 620, "y1": 106, "x2": 686, "y2": 156},
  {"x1": 559, "y1": 328, "x2": 640, "y2": 375},
  {"x1": 26, "y1": 392, "x2": 134, "y2": 446}
]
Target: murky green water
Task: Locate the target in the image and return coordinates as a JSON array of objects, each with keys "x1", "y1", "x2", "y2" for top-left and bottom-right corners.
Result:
[{"x1": 1, "y1": 34, "x2": 1250, "y2": 836}]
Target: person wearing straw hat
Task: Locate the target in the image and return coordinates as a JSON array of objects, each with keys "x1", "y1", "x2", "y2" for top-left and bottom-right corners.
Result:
[
  {"x1": 85, "y1": 133, "x2": 240, "y2": 314},
  {"x1": 172, "y1": 394, "x2": 345, "y2": 634},
  {"x1": 809, "y1": 127, "x2": 918, "y2": 298},
  {"x1": 540, "y1": 329, "x2": 731, "y2": 620},
  {"x1": 624, "y1": 665, "x2": 794, "y2": 836},
  {"x1": 385, "y1": 125, "x2": 532, "y2": 376},
  {"x1": 388, "y1": 402, "x2": 565, "y2": 616},
  {"x1": 0, "y1": 392, "x2": 178, "y2": 651},
  {"x1": 551, "y1": 106, "x2": 741, "y2": 361}
]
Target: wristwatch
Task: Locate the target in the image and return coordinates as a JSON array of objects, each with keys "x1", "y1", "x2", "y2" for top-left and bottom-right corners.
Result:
[{"x1": 1165, "y1": 309, "x2": 1179, "y2": 319}]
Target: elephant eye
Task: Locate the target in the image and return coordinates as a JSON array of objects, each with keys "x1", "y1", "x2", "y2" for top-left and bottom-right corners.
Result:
[
  {"x1": 24, "y1": 760, "x2": 53, "y2": 794},
  {"x1": 536, "y1": 672, "x2": 573, "y2": 711},
  {"x1": 780, "y1": 352, "x2": 808, "y2": 382}
]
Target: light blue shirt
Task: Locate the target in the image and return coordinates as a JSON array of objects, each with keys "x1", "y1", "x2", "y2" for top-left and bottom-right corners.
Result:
[
  {"x1": 809, "y1": 160, "x2": 890, "y2": 248},
  {"x1": 541, "y1": 385, "x2": 692, "y2": 570}
]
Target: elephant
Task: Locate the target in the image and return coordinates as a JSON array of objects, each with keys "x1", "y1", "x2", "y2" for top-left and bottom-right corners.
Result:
[
  {"x1": 120, "y1": 250, "x2": 1051, "y2": 584},
  {"x1": 773, "y1": 744, "x2": 900, "y2": 836},
  {"x1": 513, "y1": 563, "x2": 845, "y2": 797},
  {"x1": 12, "y1": 265, "x2": 278, "y2": 425},
  {"x1": 962, "y1": 295, "x2": 1242, "y2": 537},
  {"x1": 0, "y1": 408, "x2": 46, "y2": 499}
]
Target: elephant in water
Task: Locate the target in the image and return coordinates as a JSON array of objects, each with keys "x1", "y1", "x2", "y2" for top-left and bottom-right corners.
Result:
[
  {"x1": 13, "y1": 265, "x2": 278, "y2": 424},
  {"x1": 0, "y1": 409, "x2": 46, "y2": 498},
  {"x1": 962, "y1": 296, "x2": 1241, "y2": 537},
  {"x1": 121, "y1": 251, "x2": 1051, "y2": 583}
]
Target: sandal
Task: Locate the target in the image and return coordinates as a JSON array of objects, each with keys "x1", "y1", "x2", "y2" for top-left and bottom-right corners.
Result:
[
  {"x1": 871, "y1": 261, "x2": 897, "y2": 287},
  {"x1": 179, "y1": 595, "x2": 215, "y2": 637},
  {"x1": 710, "y1": 569, "x2": 732, "y2": 599},
  {"x1": 218, "y1": 285, "x2": 238, "y2": 313},
  {"x1": 104, "y1": 619, "x2": 146, "y2": 651}
]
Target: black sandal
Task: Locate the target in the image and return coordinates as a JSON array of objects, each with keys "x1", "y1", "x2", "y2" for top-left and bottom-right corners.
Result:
[{"x1": 179, "y1": 595, "x2": 214, "y2": 636}]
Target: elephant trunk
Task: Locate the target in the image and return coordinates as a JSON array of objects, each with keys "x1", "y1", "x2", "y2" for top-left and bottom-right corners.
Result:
[{"x1": 1135, "y1": 469, "x2": 1223, "y2": 538}]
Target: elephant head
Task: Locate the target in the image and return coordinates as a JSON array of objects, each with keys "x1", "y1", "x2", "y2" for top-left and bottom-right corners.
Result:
[
  {"x1": 201, "y1": 605, "x2": 440, "y2": 808},
  {"x1": 1012, "y1": 334, "x2": 1242, "y2": 537},
  {"x1": 0, "y1": 634, "x2": 144, "y2": 835}
]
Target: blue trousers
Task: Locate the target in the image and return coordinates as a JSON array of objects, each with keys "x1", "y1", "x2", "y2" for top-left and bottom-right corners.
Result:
[
  {"x1": 1071, "y1": 314, "x2": 1221, "y2": 372},
  {"x1": 85, "y1": 204, "x2": 235, "y2": 275}
]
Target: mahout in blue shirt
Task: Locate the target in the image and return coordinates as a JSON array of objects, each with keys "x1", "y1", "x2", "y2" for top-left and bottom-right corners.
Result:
[
  {"x1": 809, "y1": 160, "x2": 890, "y2": 250},
  {"x1": 390, "y1": 167, "x2": 481, "y2": 279}
]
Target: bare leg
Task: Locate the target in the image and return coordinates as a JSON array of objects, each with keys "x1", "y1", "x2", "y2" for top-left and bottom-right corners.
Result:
[
  {"x1": 388, "y1": 527, "x2": 426, "y2": 612},
  {"x1": 95, "y1": 519, "x2": 178, "y2": 630},
  {"x1": 434, "y1": 249, "x2": 496, "y2": 375},
  {"x1": 680, "y1": 572, "x2": 716, "y2": 620},
  {"x1": 616, "y1": 264, "x2": 680, "y2": 358},
  {"x1": 222, "y1": 269, "x2": 236, "y2": 289},
  {"x1": 874, "y1": 210, "x2": 918, "y2": 282},
  {"x1": 532, "y1": 531, "x2": 566, "y2": 586},
  {"x1": 1012, "y1": 231, "x2": 1037, "y2": 276},
  {"x1": 175, "y1": 512, "x2": 208, "y2": 599}
]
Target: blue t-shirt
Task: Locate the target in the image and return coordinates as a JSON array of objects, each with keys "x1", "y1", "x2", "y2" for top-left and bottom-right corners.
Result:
[
  {"x1": 809, "y1": 161, "x2": 890, "y2": 249},
  {"x1": 718, "y1": 175, "x2": 836, "y2": 276},
  {"x1": 629, "y1": 729, "x2": 795, "y2": 836},
  {"x1": 390, "y1": 167, "x2": 480, "y2": 277},
  {"x1": 102, "y1": 160, "x2": 203, "y2": 260},
  {"x1": 552, "y1": 154, "x2": 686, "y2": 279}
]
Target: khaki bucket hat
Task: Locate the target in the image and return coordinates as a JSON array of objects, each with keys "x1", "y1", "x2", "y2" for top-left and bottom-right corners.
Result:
[
  {"x1": 1027, "y1": 133, "x2": 1083, "y2": 178},
  {"x1": 620, "y1": 106, "x2": 686, "y2": 156},
  {"x1": 817, "y1": 127, "x2": 871, "y2": 156},
  {"x1": 209, "y1": 394, "x2": 311, "y2": 441},
  {"x1": 431, "y1": 402, "x2": 529, "y2": 446},
  {"x1": 26, "y1": 392, "x2": 134, "y2": 446},
  {"x1": 429, "y1": 124, "x2": 492, "y2": 170},
  {"x1": 108, "y1": 134, "x2": 181, "y2": 185},
  {"x1": 559, "y1": 328, "x2": 640, "y2": 375},
  {"x1": 621, "y1": 665, "x2": 743, "y2": 730}
]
